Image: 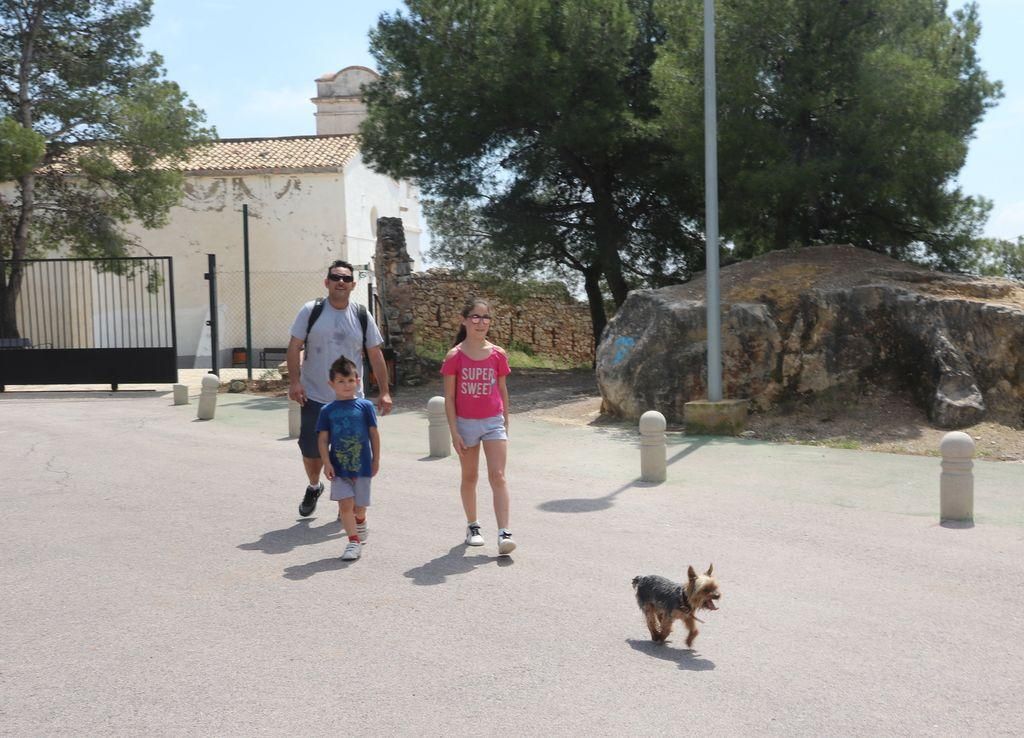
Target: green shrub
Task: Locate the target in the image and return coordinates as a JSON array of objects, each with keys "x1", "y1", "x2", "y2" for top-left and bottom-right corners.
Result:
[
  {"x1": 415, "y1": 339, "x2": 449, "y2": 363},
  {"x1": 507, "y1": 339, "x2": 535, "y2": 356}
]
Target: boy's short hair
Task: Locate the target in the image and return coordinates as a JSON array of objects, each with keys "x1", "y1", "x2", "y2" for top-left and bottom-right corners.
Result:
[{"x1": 329, "y1": 355, "x2": 358, "y2": 381}]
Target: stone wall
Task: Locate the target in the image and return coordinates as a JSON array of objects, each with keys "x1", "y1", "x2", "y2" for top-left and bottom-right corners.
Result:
[
  {"x1": 375, "y1": 217, "x2": 594, "y2": 383},
  {"x1": 402, "y1": 269, "x2": 595, "y2": 360}
]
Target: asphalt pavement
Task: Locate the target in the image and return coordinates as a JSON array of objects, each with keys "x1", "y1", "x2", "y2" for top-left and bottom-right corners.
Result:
[{"x1": 1, "y1": 386, "x2": 1022, "y2": 736}]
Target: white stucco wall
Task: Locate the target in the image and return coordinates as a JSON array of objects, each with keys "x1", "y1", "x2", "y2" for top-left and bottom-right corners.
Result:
[
  {"x1": 120, "y1": 171, "x2": 350, "y2": 366},
  {"x1": 4, "y1": 153, "x2": 423, "y2": 369},
  {"x1": 342, "y1": 151, "x2": 422, "y2": 277}
]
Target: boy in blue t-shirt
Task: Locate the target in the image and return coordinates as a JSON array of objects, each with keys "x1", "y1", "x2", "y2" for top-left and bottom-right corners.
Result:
[{"x1": 317, "y1": 356, "x2": 380, "y2": 561}]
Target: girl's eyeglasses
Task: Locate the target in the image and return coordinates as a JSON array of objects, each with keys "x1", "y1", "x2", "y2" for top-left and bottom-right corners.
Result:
[
  {"x1": 327, "y1": 273, "x2": 354, "y2": 282},
  {"x1": 468, "y1": 314, "x2": 492, "y2": 324}
]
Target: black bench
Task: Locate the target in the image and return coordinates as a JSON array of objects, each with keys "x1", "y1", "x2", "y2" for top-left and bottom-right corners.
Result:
[{"x1": 259, "y1": 347, "x2": 289, "y2": 368}]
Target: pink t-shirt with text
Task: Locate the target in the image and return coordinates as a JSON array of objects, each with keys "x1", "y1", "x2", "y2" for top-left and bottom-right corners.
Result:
[{"x1": 440, "y1": 347, "x2": 511, "y2": 419}]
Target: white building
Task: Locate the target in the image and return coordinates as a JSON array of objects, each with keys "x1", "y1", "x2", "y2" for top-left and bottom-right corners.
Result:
[{"x1": 121, "y1": 66, "x2": 422, "y2": 367}]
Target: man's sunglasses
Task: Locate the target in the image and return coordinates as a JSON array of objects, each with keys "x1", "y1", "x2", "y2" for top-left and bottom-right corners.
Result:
[
  {"x1": 327, "y1": 273, "x2": 355, "y2": 282},
  {"x1": 468, "y1": 314, "x2": 492, "y2": 323}
]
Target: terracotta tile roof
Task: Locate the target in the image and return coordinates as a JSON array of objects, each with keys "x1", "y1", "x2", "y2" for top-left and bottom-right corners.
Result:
[
  {"x1": 51, "y1": 134, "x2": 360, "y2": 175},
  {"x1": 178, "y1": 134, "x2": 359, "y2": 174}
]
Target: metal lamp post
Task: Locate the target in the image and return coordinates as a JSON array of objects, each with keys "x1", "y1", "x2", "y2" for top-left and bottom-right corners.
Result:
[
  {"x1": 682, "y1": 0, "x2": 749, "y2": 435},
  {"x1": 704, "y1": 0, "x2": 722, "y2": 402}
]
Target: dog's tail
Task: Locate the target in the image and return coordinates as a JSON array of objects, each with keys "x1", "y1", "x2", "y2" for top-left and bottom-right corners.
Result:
[{"x1": 631, "y1": 575, "x2": 641, "y2": 590}]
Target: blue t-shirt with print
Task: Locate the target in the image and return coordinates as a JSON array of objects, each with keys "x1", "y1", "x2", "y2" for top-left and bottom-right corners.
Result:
[{"x1": 315, "y1": 398, "x2": 378, "y2": 477}]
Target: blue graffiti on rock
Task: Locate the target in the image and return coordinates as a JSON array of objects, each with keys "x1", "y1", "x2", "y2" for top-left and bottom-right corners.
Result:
[{"x1": 611, "y1": 336, "x2": 635, "y2": 365}]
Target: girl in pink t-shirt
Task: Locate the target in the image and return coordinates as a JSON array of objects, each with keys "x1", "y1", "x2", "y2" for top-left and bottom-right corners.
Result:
[{"x1": 440, "y1": 298, "x2": 516, "y2": 555}]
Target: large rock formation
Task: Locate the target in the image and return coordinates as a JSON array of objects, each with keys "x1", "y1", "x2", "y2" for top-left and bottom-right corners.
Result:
[{"x1": 596, "y1": 245, "x2": 1024, "y2": 429}]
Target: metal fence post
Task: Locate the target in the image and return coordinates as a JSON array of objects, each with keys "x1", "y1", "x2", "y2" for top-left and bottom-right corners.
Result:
[
  {"x1": 204, "y1": 253, "x2": 219, "y2": 375},
  {"x1": 242, "y1": 205, "x2": 253, "y2": 381}
]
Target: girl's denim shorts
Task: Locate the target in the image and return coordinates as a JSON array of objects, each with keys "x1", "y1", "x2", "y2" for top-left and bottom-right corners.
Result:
[{"x1": 456, "y1": 414, "x2": 507, "y2": 447}]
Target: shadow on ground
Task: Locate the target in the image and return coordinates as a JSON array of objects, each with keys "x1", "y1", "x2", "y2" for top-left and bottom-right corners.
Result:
[
  {"x1": 404, "y1": 544, "x2": 514, "y2": 585},
  {"x1": 625, "y1": 638, "x2": 716, "y2": 671},
  {"x1": 223, "y1": 396, "x2": 288, "y2": 412},
  {"x1": 537, "y1": 438, "x2": 713, "y2": 514},
  {"x1": 0, "y1": 390, "x2": 162, "y2": 399},
  {"x1": 238, "y1": 518, "x2": 343, "y2": 555},
  {"x1": 538, "y1": 479, "x2": 659, "y2": 514},
  {"x1": 283, "y1": 555, "x2": 356, "y2": 580}
]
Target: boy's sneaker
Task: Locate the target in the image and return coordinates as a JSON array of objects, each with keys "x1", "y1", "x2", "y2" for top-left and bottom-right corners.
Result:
[
  {"x1": 340, "y1": 540, "x2": 361, "y2": 561},
  {"x1": 299, "y1": 482, "x2": 323, "y2": 517},
  {"x1": 498, "y1": 531, "x2": 517, "y2": 555},
  {"x1": 465, "y1": 523, "x2": 484, "y2": 546},
  {"x1": 356, "y1": 520, "x2": 368, "y2": 542}
]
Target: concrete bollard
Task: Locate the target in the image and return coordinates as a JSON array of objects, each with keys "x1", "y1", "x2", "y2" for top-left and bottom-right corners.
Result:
[
  {"x1": 639, "y1": 410, "x2": 667, "y2": 483},
  {"x1": 428, "y1": 395, "x2": 451, "y2": 458},
  {"x1": 288, "y1": 400, "x2": 302, "y2": 439},
  {"x1": 172, "y1": 383, "x2": 189, "y2": 405},
  {"x1": 196, "y1": 373, "x2": 220, "y2": 421},
  {"x1": 940, "y1": 431, "x2": 975, "y2": 523}
]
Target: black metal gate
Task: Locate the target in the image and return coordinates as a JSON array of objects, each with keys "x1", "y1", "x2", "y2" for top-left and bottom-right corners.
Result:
[{"x1": 0, "y1": 257, "x2": 177, "y2": 390}]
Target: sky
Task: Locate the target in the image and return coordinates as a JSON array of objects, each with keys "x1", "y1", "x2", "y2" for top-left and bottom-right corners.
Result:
[{"x1": 141, "y1": 0, "x2": 1024, "y2": 243}]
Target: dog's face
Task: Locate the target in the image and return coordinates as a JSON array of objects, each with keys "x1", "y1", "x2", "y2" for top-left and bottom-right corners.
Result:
[{"x1": 686, "y1": 564, "x2": 721, "y2": 612}]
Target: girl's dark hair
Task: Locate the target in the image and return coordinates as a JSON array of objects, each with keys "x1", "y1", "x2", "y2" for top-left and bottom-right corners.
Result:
[{"x1": 452, "y1": 297, "x2": 490, "y2": 347}]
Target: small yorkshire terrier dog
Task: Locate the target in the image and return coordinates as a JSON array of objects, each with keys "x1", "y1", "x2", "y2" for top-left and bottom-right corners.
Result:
[{"x1": 632, "y1": 565, "x2": 721, "y2": 647}]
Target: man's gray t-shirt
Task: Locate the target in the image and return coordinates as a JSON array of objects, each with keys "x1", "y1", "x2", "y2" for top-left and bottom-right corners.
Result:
[{"x1": 289, "y1": 300, "x2": 385, "y2": 404}]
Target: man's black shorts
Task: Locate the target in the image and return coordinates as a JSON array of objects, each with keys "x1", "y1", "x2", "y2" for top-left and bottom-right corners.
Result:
[{"x1": 298, "y1": 399, "x2": 326, "y2": 459}]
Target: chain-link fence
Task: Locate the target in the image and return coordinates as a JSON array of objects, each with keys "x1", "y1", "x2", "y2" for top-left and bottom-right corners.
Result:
[{"x1": 216, "y1": 269, "x2": 325, "y2": 370}]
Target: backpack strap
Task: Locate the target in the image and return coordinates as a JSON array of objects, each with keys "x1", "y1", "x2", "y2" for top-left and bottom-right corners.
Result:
[
  {"x1": 304, "y1": 297, "x2": 326, "y2": 344},
  {"x1": 357, "y1": 303, "x2": 368, "y2": 349}
]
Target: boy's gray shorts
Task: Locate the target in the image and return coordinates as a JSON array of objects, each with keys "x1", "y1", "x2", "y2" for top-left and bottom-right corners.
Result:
[
  {"x1": 330, "y1": 476, "x2": 372, "y2": 507},
  {"x1": 456, "y1": 414, "x2": 507, "y2": 447}
]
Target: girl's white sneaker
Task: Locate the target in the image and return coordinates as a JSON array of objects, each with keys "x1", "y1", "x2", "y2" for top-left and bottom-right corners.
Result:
[
  {"x1": 465, "y1": 524, "x2": 484, "y2": 546},
  {"x1": 498, "y1": 531, "x2": 516, "y2": 555}
]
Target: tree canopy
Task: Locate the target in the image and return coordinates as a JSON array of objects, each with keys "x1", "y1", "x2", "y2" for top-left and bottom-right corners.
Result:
[
  {"x1": 653, "y1": 0, "x2": 1003, "y2": 270},
  {"x1": 0, "y1": 0, "x2": 213, "y2": 338},
  {"x1": 361, "y1": 0, "x2": 703, "y2": 343},
  {"x1": 968, "y1": 236, "x2": 1024, "y2": 281},
  {"x1": 362, "y1": 0, "x2": 1003, "y2": 345}
]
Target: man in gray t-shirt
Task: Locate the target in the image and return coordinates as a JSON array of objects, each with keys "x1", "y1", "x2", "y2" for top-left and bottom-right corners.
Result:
[{"x1": 287, "y1": 260, "x2": 393, "y2": 518}]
